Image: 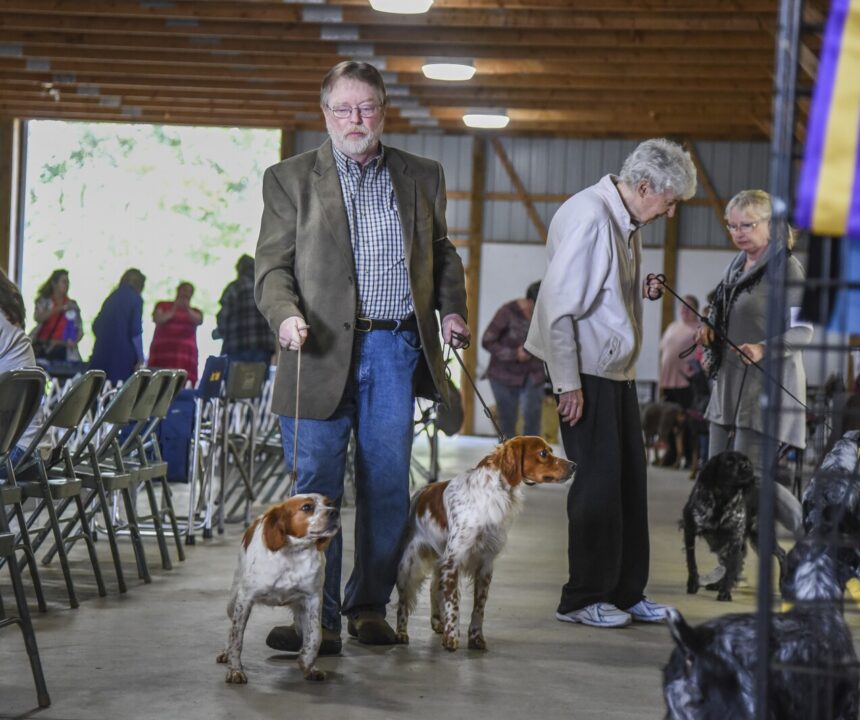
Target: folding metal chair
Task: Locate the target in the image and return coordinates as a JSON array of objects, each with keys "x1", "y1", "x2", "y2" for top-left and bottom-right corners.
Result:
[
  {"x1": 40, "y1": 370, "x2": 154, "y2": 590},
  {"x1": 0, "y1": 532, "x2": 50, "y2": 708},
  {"x1": 14, "y1": 369, "x2": 107, "y2": 608},
  {"x1": 123, "y1": 368, "x2": 188, "y2": 563},
  {"x1": 0, "y1": 369, "x2": 49, "y2": 615}
]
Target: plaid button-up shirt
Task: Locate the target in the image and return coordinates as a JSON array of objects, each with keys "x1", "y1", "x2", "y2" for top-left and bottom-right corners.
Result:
[
  {"x1": 332, "y1": 144, "x2": 413, "y2": 320},
  {"x1": 216, "y1": 273, "x2": 274, "y2": 355}
]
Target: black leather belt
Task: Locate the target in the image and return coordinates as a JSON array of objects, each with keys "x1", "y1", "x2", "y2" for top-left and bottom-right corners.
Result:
[{"x1": 354, "y1": 315, "x2": 418, "y2": 332}]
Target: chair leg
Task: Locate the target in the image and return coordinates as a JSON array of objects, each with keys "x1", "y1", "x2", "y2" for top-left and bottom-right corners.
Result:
[
  {"x1": 39, "y1": 488, "x2": 78, "y2": 609},
  {"x1": 73, "y1": 494, "x2": 106, "y2": 598},
  {"x1": 158, "y1": 477, "x2": 185, "y2": 562},
  {"x1": 12, "y1": 505, "x2": 47, "y2": 613},
  {"x1": 3, "y1": 551, "x2": 51, "y2": 707},
  {"x1": 120, "y1": 487, "x2": 151, "y2": 583},
  {"x1": 93, "y1": 486, "x2": 127, "y2": 594},
  {"x1": 143, "y1": 479, "x2": 172, "y2": 571}
]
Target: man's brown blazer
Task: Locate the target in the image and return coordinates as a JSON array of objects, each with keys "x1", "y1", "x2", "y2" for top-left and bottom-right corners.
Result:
[{"x1": 255, "y1": 139, "x2": 468, "y2": 419}]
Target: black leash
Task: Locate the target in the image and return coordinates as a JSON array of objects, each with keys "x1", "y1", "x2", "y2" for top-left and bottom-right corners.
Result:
[
  {"x1": 645, "y1": 272, "x2": 826, "y2": 433},
  {"x1": 445, "y1": 331, "x2": 507, "y2": 443}
]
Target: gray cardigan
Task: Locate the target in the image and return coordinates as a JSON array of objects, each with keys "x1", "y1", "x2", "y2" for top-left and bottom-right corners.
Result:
[{"x1": 704, "y1": 248, "x2": 812, "y2": 448}]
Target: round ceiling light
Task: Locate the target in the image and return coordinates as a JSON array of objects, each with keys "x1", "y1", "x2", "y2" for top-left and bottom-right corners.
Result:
[
  {"x1": 462, "y1": 112, "x2": 510, "y2": 129},
  {"x1": 421, "y1": 61, "x2": 476, "y2": 82},
  {"x1": 369, "y1": 0, "x2": 433, "y2": 14}
]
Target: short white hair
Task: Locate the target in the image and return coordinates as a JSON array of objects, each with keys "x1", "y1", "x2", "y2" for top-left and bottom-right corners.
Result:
[{"x1": 619, "y1": 139, "x2": 697, "y2": 200}]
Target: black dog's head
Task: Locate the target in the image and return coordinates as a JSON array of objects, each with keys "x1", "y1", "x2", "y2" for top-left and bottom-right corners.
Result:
[
  {"x1": 695, "y1": 451, "x2": 755, "y2": 495},
  {"x1": 663, "y1": 609, "x2": 750, "y2": 719}
]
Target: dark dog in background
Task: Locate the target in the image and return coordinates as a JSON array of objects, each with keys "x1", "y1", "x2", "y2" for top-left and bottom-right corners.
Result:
[
  {"x1": 642, "y1": 401, "x2": 693, "y2": 469},
  {"x1": 664, "y1": 538, "x2": 859, "y2": 720},
  {"x1": 683, "y1": 451, "x2": 788, "y2": 601}
]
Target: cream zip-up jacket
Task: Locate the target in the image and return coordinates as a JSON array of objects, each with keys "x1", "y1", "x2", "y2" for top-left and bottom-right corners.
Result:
[{"x1": 525, "y1": 174, "x2": 643, "y2": 394}]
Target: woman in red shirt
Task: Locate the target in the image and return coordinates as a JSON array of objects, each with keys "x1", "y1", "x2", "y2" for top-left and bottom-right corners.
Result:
[
  {"x1": 147, "y1": 282, "x2": 203, "y2": 386},
  {"x1": 32, "y1": 268, "x2": 83, "y2": 361}
]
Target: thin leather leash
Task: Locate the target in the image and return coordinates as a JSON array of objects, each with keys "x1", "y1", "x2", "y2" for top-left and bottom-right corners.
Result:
[
  {"x1": 445, "y1": 331, "x2": 507, "y2": 443},
  {"x1": 290, "y1": 341, "x2": 301, "y2": 486},
  {"x1": 645, "y1": 272, "x2": 826, "y2": 433}
]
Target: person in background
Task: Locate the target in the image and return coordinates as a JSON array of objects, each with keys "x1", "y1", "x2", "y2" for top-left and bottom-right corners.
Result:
[
  {"x1": 658, "y1": 295, "x2": 699, "y2": 408},
  {"x1": 31, "y1": 268, "x2": 83, "y2": 362},
  {"x1": 0, "y1": 269, "x2": 44, "y2": 474},
  {"x1": 482, "y1": 280, "x2": 544, "y2": 438},
  {"x1": 215, "y1": 255, "x2": 274, "y2": 364},
  {"x1": 526, "y1": 138, "x2": 697, "y2": 629},
  {"x1": 256, "y1": 61, "x2": 469, "y2": 654},
  {"x1": 148, "y1": 282, "x2": 203, "y2": 387},
  {"x1": 89, "y1": 268, "x2": 146, "y2": 384}
]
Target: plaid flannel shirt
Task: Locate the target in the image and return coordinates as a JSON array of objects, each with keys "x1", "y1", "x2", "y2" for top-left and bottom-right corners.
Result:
[
  {"x1": 216, "y1": 274, "x2": 274, "y2": 355},
  {"x1": 332, "y1": 144, "x2": 413, "y2": 320}
]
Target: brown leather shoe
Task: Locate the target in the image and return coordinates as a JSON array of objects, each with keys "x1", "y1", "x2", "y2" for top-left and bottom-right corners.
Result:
[
  {"x1": 347, "y1": 612, "x2": 397, "y2": 645},
  {"x1": 265, "y1": 625, "x2": 342, "y2": 655}
]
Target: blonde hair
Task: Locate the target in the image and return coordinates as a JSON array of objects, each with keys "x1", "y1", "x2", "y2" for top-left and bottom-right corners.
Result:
[{"x1": 725, "y1": 189, "x2": 796, "y2": 250}]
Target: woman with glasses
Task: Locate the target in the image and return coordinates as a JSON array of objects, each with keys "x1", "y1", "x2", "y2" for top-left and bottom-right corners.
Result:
[{"x1": 697, "y1": 189, "x2": 812, "y2": 506}]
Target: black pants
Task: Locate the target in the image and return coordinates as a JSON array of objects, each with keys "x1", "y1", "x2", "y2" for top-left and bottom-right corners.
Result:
[{"x1": 558, "y1": 374, "x2": 650, "y2": 613}]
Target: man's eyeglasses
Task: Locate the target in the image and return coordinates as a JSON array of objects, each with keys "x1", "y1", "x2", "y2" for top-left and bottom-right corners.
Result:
[
  {"x1": 725, "y1": 220, "x2": 767, "y2": 233},
  {"x1": 326, "y1": 104, "x2": 381, "y2": 119}
]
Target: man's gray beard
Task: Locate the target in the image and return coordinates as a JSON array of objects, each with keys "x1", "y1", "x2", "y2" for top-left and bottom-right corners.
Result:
[{"x1": 327, "y1": 118, "x2": 384, "y2": 157}]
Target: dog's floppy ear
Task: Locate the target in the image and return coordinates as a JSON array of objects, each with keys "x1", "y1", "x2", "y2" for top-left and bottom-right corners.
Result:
[
  {"x1": 262, "y1": 504, "x2": 292, "y2": 552},
  {"x1": 696, "y1": 455, "x2": 719, "y2": 485},
  {"x1": 667, "y1": 608, "x2": 701, "y2": 660},
  {"x1": 499, "y1": 438, "x2": 525, "y2": 486}
]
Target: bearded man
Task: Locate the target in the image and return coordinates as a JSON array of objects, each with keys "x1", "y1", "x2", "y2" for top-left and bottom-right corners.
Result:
[{"x1": 254, "y1": 61, "x2": 469, "y2": 654}]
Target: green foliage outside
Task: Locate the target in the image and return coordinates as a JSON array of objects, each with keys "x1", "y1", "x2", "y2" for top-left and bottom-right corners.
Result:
[{"x1": 22, "y1": 120, "x2": 280, "y2": 366}]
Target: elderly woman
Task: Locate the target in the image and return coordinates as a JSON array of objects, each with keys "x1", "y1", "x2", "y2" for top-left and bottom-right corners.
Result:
[
  {"x1": 698, "y1": 189, "x2": 813, "y2": 478},
  {"x1": 526, "y1": 138, "x2": 697, "y2": 629}
]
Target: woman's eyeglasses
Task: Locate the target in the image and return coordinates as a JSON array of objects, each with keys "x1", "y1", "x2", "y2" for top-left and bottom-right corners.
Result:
[{"x1": 725, "y1": 220, "x2": 768, "y2": 233}]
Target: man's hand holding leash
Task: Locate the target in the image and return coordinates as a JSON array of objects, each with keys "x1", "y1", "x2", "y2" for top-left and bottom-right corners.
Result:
[{"x1": 279, "y1": 315, "x2": 309, "y2": 351}]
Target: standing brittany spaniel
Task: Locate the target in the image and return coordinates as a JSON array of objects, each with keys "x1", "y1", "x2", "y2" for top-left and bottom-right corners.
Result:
[
  {"x1": 396, "y1": 436, "x2": 575, "y2": 651},
  {"x1": 216, "y1": 495, "x2": 340, "y2": 683}
]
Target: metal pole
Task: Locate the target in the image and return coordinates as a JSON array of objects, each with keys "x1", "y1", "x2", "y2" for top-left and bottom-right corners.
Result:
[{"x1": 756, "y1": 0, "x2": 803, "y2": 715}]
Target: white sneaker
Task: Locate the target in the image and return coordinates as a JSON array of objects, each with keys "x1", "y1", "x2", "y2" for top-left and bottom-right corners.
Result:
[
  {"x1": 556, "y1": 603, "x2": 631, "y2": 628},
  {"x1": 624, "y1": 597, "x2": 672, "y2": 623}
]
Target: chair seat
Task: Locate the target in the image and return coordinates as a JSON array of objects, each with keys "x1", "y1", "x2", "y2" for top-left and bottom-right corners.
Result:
[
  {"x1": 71, "y1": 466, "x2": 133, "y2": 491},
  {"x1": 0, "y1": 485, "x2": 22, "y2": 505},
  {"x1": 20, "y1": 478, "x2": 82, "y2": 499}
]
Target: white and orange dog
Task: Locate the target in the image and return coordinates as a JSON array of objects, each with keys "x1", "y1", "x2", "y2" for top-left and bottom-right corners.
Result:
[
  {"x1": 217, "y1": 495, "x2": 340, "y2": 683},
  {"x1": 395, "y1": 436, "x2": 575, "y2": 651}
]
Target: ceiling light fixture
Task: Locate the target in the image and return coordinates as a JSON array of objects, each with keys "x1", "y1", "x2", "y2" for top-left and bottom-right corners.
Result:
[
  {"x1": 462, "y1": 110, "x2": 509, "y2": 129},
  {"x1": 421, "y1": 59, "x2": 475, "y2": 82},
  {"x1": 368, "y1": 0, "x2": 433, "y2": 14}
]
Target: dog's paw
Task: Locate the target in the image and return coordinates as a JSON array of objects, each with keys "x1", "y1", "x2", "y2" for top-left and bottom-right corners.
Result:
[
  {"x1": 430, "y1": 615, "x2": 443, "y2": 634},
  {"x1": 704, "y1": 581, "x2": 721, "y2": 592},
  {"x1": 303, "y1": 667, "x2": 326, "y2": 682},
  {"x1": 716, "y1": 590, "x2": 733, "y2": 602},
  {"x1": 468, "y1": 633, "x2": 487, "y2": 651},
  {"x1": 442, "y1": 633, "x2": 459, "y2": 652},
  {"x1": 686, "y1": 578, "x2": 700, "y2": 594},
  {"x1": 216, "y1": 651, "x2": 228, "y2": 664},
  {"x1": 225, "y1": 668, "x2": 248, "y2": 684},
  {"x1": 395, "y1": 631, "x2": 409, "y2": 644}
]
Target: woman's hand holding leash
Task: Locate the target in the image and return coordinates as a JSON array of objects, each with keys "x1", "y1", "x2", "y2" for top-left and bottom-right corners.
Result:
[
  {"x1": 644, "y1": 273, "x2": 665, "y2": 301},
  {"x1": 733, "y1": 342, "x2": 764, "y2": 366}
]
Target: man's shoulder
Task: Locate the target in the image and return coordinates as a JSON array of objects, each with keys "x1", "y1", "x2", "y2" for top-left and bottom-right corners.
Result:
[
  {"x1": 267, "y1": 147, "x2": 320, "y2": 175},
  {"x1": 385, "y1": 145, "x2": 441, "y2": 175}
]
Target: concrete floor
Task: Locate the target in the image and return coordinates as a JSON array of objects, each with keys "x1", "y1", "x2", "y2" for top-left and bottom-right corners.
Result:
[{"x1": 1, "y1": 436, "x2": 851, "y2": 720}]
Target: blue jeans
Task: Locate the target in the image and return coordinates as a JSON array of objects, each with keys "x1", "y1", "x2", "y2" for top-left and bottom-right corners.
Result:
[
  {"x1": 489, "y1": 378, "x2": 544, "y2": 438},
  {"x1": 279, "y1": 328, "x2": 421, "y2": 632}
]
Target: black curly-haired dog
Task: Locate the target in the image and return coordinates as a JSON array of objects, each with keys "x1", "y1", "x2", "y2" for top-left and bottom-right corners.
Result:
[
  {"x1": 664, "y1": 539, "x2": 859, "y2": 720},
  {"x1": 683, "y1": 451, "x2": 790, "y2": 602}
]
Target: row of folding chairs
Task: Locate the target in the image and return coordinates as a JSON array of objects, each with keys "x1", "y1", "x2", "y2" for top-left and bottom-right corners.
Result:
[{"x1": 0, "y1": 366, "x2": 187, "y2": 707}]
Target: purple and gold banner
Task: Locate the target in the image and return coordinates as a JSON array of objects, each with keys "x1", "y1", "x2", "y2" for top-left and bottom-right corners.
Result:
[{"x1": 795, "y1": 0, "x2": 860, "y2": 237}]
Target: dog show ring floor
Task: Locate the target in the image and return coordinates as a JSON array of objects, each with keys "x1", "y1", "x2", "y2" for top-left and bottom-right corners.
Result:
[{"x1": 2, "y1": 435, "x2": 857, "y2": 720}]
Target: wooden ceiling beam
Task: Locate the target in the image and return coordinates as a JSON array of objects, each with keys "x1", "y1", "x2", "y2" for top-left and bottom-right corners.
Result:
[
  {"x1": 0, "y1": 12, "x2": 781, "y2": 49},
  {"x1": 1, "y1": 29, "x2": 778, "y2": 69},
  {"x1": 6, "y1": 1, "x2": 777, "y2": 32}
]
